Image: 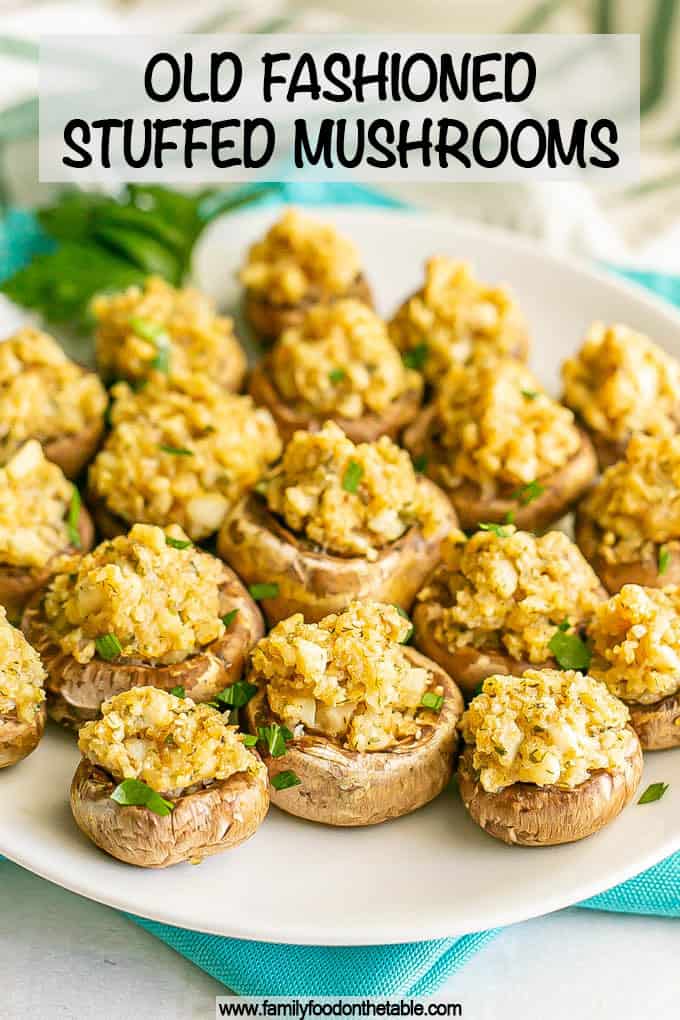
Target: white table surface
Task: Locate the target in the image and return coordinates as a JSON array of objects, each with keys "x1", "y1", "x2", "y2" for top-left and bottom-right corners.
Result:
[{"x1": 2, "y1": 859, "x2": 678, "y2": 1019}]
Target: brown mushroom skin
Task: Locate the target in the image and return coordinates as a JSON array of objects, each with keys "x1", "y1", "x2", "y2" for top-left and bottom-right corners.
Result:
[
  {"x1": 574, "y1": 511, "x2": 680, "y2": 594},
  {"x1": 22, "y1": 570, "x2": 264, "y2": 730},
  {"x1": 0, "y1": 504, "x2": 95, "y2": 624},
  {"x1": 248, "y1": 356, "x2": 422, "y2": 445},
  {"x1": 43, "y1": 405, "x2": 106, "y2": 480},
  {"x1": 404, "y1": 411, "x2": 597, "y2": 532},
  {"x1": 70, "y1": 757, "x2": 269, "y2": 867},
  {"x1": 244, "y1": 272, "x2": 373, "y2": 346},
  {"x1": 245, "y1": 648, "x2": 464, "y2": 826},
  {"x1": 217, "y1": 478, "x2": 457, "y2": 625},
  {"x1": 627, "y1": 692, "x2": 680, "y2": 751},
  {"x1": 457, "y1": 727, "x2": 643, "y2": 847},
  {"x1": 0, "y1": 702, "x2": 46, "y2": 769}
]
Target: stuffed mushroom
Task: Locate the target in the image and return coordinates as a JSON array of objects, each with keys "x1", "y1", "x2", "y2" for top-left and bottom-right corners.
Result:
[
  {"x1": 0, "y1": 441, "x2": 94, "y2": 622},
  {"x1": 217, "y1": 421, "x2": 457, "y2": 625},
  {"x1": 240, "y1": 209, "x2": 372, "y2": 343},
  {"x1": 0, "y1": 604, "x2": 46, "y2": 768},
  {"x1": 404, "y1": 356, "x2": 596, "y2": 531},
  {"x1": 588, "y1": 584, "x2": 680, "y2": 749},
  {"x1": 93, "y1": 275, "x2": 247, "y2": 392},
  {"x1": 457, "y1": 669, "x2": 643, "y2": 846},
  {"x1": 248, "y1": 300, "x2": 423, "y2": 444},
  {"x1": 575, "y1": 434, "x2": 680, "y2": 592},
  {"x1": 0, "y1": 327, "x2": 107, "y2": 477},
  {"x1": 88, "y1": 371, "x2": 281, "y2": 542},
  {"x1": 389, "y1": 257, "x2": 529, "y2": 387},
  {"x1": 562, "y1": 322, "x2": 680, "y2": 469},
  {"x1": 244, "y1": 601, "x2": 464, "y2": 825},
  {"x1": 22, "y1": 523, "x2": 264, "y2": 729},
  {"x1": 71, "y1": 686, "x2": 269, "y2": 867},
  {"x1": 413, "y1": 526, "x2": 606, "y2": 699}
]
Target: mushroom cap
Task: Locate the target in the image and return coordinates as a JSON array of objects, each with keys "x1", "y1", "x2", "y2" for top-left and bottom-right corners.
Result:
[
  {"x1": 457, "y1": 727, "x2": 643, "y2": 847},
  {"x1": 404, "y1": 411, "x2": 597, "y2": 532},
  {"x1": 22, "y1": 569, "x2": 264, "y2": 730},
  {"x1": 43, "y1": 405, "x2": 106, "y2": 479},
  {"x1": 574, "y1": 510, "x2": 680, "y2": 594},
  {"x1": 217, "y1": 479, "x2": 457, "y2": 625},
  {"x1": 628, "y1": 691, "x2": 680, "y2": 750},
  {"x1": 244, "y1": 272, "x2": 373, "y2": 345},
  {"x1": 70, "y1": 756, "x2": 269, "y2": 867},
  {"x1": 248, "y1": 355, "x2": 422, "y2": 445},
  {"x1": 244, "y1": 646, "x2": 464, "y2": 826},
  {"x1": 0, "y1": 503, "x2": 95, "y2": 623},
  {"x1": 0, "y1": 702, "x2": 46, "y2": 769}
]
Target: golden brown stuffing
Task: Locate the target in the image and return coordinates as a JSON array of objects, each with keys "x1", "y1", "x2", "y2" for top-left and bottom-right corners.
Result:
[
  {"x1": 89, "y1": 372, "x2": 281, "y2": 540},
  {"x1": 460, "y1": 669, "x2": 630, "y2": 793},
  {"x1": 0, "y1": 441, "x2": 74, "y2": 568},
  {"x1": 271, "y1": 300, "x2": 421, "y2": 419},
  {"x1": 0, "y1": 328, "x2": 107, "y2": 462},
  {"x1": 240, "y1": 209, "x2": 362, "y2": 305},
  {"x1": 44, "y1": 523, "x2": 231, "y2": 666},
  {"x1": 418, "y1": 527, "x2": 604, "y2": 663},
  {"x1": 0, "y1": 605, "x2": 45, "y2": 725},
  {"x1": 93, "y1": 276, "x2": 246, "y2": 389},
  {"x1": 389, "y1": 257, "x2": 528, "y2": 384},
  {"x1": 562, "y1": 322, "x2": 680, "y2": 443},
  {"x1": 78, "y1": 686, "x2": 262, "y2": 795},
  {"x1": 251, "y1": 601, "x2": 439, "y2": 752},
  {"x1": 264, "y1": 421, "x2": 445, "y2": 560},
  {"x1": 589, "y1": 584, "x2": 680, "y2": 704}
]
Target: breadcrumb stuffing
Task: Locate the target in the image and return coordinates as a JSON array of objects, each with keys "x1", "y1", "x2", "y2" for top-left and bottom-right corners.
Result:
[
  {"x1": 0, "y1": 441, "x2": 74, "y2": 568},
  {"x1": 271, "y1": 300, "x2": 421, "y2": 419},
  {"x1": 251, "y1": 601, "x2": 439, "y2": 752},
  {"x1": 418, "y1": 527, "x2": 604, "y2": 663},
  {"x1": 389, "y1": 257, "x2": 528, "y2": 384},
  {"x1": 264, "y1": 421, "x2": 444, "y2": 559},
  {"x1": 44, "y1": 524, "x2": 231, "y2": 665},
  {"x1": 590, "y1": 584, "x2": 680, "y2": 704},
  {"x1": 460, "y1": 669, "x2": 630, "y2": 792},
  {"x1": 0, "y1": 328, "x2": 106, "y2": 462},
  {"x1": 0, "y1": 605, "x2": 45, "y2": 725},
  {"x1": 89, "y1": 372, "x2": 281, "y2": 540},
  {"x1": 93, "y1": 275, "x2": 246, "y2": 389},
  {"x1": 78, "y1": 686, "x2": 261, "y2": 795},
  {"x1": 562, "y1": 322, "x2": 680, "y2": 443},
  {"x1": 240, "y1": 209, "x2": 362, "y2": 305}
]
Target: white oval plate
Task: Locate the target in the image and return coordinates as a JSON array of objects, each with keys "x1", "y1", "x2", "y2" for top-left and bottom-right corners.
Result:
[{"x1": 1, "y1": 205, "x2": 679, "y2": 946}]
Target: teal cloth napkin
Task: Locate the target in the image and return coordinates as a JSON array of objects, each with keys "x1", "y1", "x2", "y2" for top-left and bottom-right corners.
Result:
[{"x1": 1, "y1": 183, "x2": 679, "y2": 996}]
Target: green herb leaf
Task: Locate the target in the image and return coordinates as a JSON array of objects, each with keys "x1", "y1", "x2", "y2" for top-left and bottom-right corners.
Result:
[
  {"x1": 504, "y1": 510, "x2": 515, "y2": 524},
  {"x1": 67, "y1": 486, "x2": 81, "y2": 549},
  {"x1": 158, "y1": 444, "x2": 193, "y2": 456},
  {"x1": 342, "y1": 460, "x2": 364, "y2": 493},
  {"x1": 249, "y1": 582, "x2": 279, "y2": 602},
  {"x1": 412, "y1": 454, "x2": 428, "y2": 474},
  {"x1": 165, "y1": 535, "x2": 192, "y2": 550},
  {"x1": 558, "y1": 619, "x2": 570, "y2": 632},
  {"x1": 95, "y1": 633, "x2": 122, "y2": 661},
  {"x1": 214, "y1": 681, "x2": 258, "y2": 709},
  {"x1": 638, "y1": 782, "x2": 669, "y2": 804},
  {"x1": 258, "y1": 723, "x2": 293, "y2": 758},
  {"x1": 242, "y1": 734, "x2": 258, "y2": 747},
  {"x1": 271, "y1": 770, "x2": 301, "y2": 791},
  {"x1": 658, "y1": 545, "x2": 671, "y2": 576},
  {"x1": 548, "y1": 628, "x2": 591, "y2": 671},
  {"x1": 421, "y1": 691, "x2": 444, "y2": 712},
  {"x1": 170, "y1": 685, "x2": 185, "y2": 699},
  {"x1": 402, "y1": 343, "x2": 429, "y2": 371},
  {"x1": 512, "y1": 480, "x2": 545, "y2": 505},
  {"x1": 110, "y1": 778, "x2": 174, "y2": 816},
  {"x1": 521, "y1": 389, "x2": 539, "y2": 400},
  {"x1": 478, "y1": 522, "x2": 512, "y2": 538},
  {"x1": 128, "y1": 316, "x2": 164, "y2": 342},
  {"x1": 151, "y1": 342, "x2": 171, "y2": 374},
  {"x1": 221, "y1": 608, "x2": 240, "y2": 628},
  {"x1": 328, "y1": 368, "x2": 346, "y2": 384},
  {"x1": 393, "y1": 605, "x2": 414, "y2": 644}
]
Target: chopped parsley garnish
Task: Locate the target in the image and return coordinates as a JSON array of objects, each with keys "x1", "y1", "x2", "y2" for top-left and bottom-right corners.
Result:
[
  {"x1": 342, "y1": 459, "x2": 364, "y2": 493},
  {"x1": 170, "y1": 685, "x2": 185, "y2": 699},
  {"x1": 478, "y1": 522, "x2": 512, "y2": 538},
  {"x1": 328, "y1": 368, "x2": 346, "y2": 384},
  {"x1": 249, "y1": 582, "x2": 279, "y2": 602},
  {"x1": 242, "y1": 734, "x2": 258, "y2": 747},
  {"x1": 658, "y1": 545, "x2": 671, "y2": 576},
  {"x1": 394, "y1": 605, "x2": 414, "y2": 644},
  {"x1": 165, "y1": 535, "x2": 192, "y2": 550},
  {"x1": 421, "y1": 692, "x2": 444, "y2": 712},
  {"x1": 110, "y1": 778, "x2": 174, "y2": 816},
  {"x1": 548, "y1": 625, "x2": 591, "y2": 671},
  {"x1": 412, "y1": 454, "x2": 428, "y2": 474},
  {"x1": 271, "y1": 770, "x2": 301, "y2": 791},
  {"x1": 128, "y1": 316, "x2": 164, "y2": 342},
  {"x1": 95, "y1": 633, "x2": 122, "y2": 661},
  {"x1": 158, "y1": 444, "x2": 193, "y2": 456},
  {"x1": 221, "y1": 608, "x2": 240, "y2": 628},
  {"x1": 638, "y1": 782, "x2": 669, "y2": 805},
  {"x1": 402, "y1": 343, "x2": 429, "y2": 371},
  {"x1": 257, "y1": 723, "x2": 293, "y2": 758},
  {"x1": 213, "y1": 681, "x2": 258, "y2": 709},
  {"x1": 521, "y1": 389, "x2": 539, "y2": 400},
  {"x1": 512, "y1": 480, "x2": 545, "y2": 505},
  {"x1": 67, "y1": 486, "x2": 82, "y2": 548},
  {"x1": 504, "y1": 510, "x2": 515, "y2": 524},
  {"x1": 128, "y1": 316, "x2": 171, "y2": 374}
]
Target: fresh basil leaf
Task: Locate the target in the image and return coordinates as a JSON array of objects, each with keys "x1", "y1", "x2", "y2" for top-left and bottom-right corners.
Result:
[
  {"x1": 249, "y1": 582, "x2": 279, "y2": 602},
  {"x1": 95, "y1": 633, "x2": 122, "y2": 661},
  {"x1": 214, "y1": 681, "x2": 258, "y2": 709},
  {"x1": 110, "y1": 778, "x2": 174, "y2": 816},
  {"x1": 221, "y1": 609, "x2": 239, "y2": 628},
  {"x1": 548, "y1": 628, "x2": 591, "y2": 671},
  {"x1": 638, "y1": 782, "x2": 669, "y2": 805},
  {"x1": 257, "y1": 723, "x2": 293, "y2": 758},
  {"x1": 421, "y1": 692, "x2": 444, "y2": 712},
  {"x1": 342, "y1": 459, "x2": 363, "y2": 493},
  {"x1": 67, "y1": 486, "x2": 81, "y2": 549},
  {"x1": 271, "y1": 770, "x2": 301, "y2": 791},
  {"x1": 402, "y1": 343, "x2": 429, "y2": 371}
]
